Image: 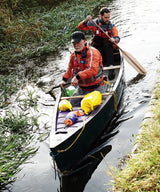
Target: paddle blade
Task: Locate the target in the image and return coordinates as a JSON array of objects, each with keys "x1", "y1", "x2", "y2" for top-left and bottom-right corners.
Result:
[{"x1": 120, "y1": 49, "x2": 147, "y2": 75}]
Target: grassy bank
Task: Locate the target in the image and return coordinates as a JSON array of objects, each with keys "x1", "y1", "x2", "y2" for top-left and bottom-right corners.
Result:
[
  {"x1": 1, "y1": 0, "x2": 107, "y2": 74},
  {"x1": 0, "y1": 85, "x2": 43, "y2": 189},
  {"x1": 0, "y1": 110, "x2": 38, "y2": 189},
  {"x1": 111, "y1": 75, "x2": 160, "y2": 191}
]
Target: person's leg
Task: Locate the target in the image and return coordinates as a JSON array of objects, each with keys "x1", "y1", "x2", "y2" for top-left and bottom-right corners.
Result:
[
  {"x1": 103, "y1": 42, "x2": 115, "y2": 80},
  {"x1": 103, "y1": 42, "x2": 114, "y2": 66},
  {"x1": 95, "y1": 84, "x2": 107, "y2": 102},
  {"x1": 70, "y1": 87, "x2": 87, "y2": 107},
  {"x1": 70, "y1": 84, "x2": 107, "y2": 107},
  {"x1": 95, "y1": 84, "x2": 106, "y2": 94},
  {"x1": 92, "y1": 44, "x2": 103, "y2": 56}
]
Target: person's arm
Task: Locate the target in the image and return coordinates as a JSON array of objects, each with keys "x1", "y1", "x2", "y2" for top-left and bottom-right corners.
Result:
[
  {"x1": 111, "y1": 26, "x2": 120, "y2": 44},
  {"x1": 77, "y1": 16, "x2": 97, "y2": 31},
  {"x1": 61, "y1": 54, "x2": 74, "y2": 82}
]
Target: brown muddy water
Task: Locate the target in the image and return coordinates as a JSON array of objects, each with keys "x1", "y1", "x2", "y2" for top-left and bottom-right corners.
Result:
[{"x1": 4, "y1": 0, "x2": 160, "y2": 191}]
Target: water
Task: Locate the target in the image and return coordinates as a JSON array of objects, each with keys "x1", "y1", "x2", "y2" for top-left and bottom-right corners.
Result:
[{"x1": 5, "y1": 0, "x2": 160, "y2": 191}]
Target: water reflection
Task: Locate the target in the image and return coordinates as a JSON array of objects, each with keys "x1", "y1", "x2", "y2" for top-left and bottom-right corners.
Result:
[
  {"x1": 58, "y1": 145, "x2": 112, "y2": 192},
  {"x1": 127, "y1": 74, "x2": 146, "y2": 87}
]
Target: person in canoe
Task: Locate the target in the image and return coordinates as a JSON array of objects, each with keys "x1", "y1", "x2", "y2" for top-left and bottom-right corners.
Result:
[
  {"x1": 59, "y1": 31, "x2": 106, "y2": 106},
  {"x1": 77, "y1": 7, "x2": 120, "y2": 80}
]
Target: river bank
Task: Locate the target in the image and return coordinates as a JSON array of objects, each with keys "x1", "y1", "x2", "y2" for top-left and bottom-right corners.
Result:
[{"x1": 112, "y1": 73, "x2": 160, "y2": 191}]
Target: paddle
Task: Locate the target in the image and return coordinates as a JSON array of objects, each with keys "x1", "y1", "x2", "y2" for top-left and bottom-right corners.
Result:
[
  {"x1": 91, "y1": 19, "x2": 147, "y2": 75},
  {"x1": 45, "y1": 82, "x2": 70, "y2": 99}
]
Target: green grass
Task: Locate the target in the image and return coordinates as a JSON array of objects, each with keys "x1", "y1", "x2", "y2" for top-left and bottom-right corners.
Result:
[
  {"x1": 0, "y1": 111, "x2": 38, "y2": 189},
  {"x1": 1, "y1": 0, "x2": 108, "y2": 73},
  {"x1": 110, "y1": 76, "x2": 160, "y2": 192},
  {"x1": 0, "y1": 74, "x2": 26, "y2": 108}
]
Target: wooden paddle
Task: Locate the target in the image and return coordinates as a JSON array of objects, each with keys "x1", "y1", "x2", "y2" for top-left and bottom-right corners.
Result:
[{"x1": 91, "y1": 19, "x2": 147, "y2": 75}]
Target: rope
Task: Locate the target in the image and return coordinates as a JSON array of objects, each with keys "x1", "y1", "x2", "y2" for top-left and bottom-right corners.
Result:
[
  {"x1": 113, "y1": 91, "x2": 117, "y2": 111},
  {"x1": 56, "y1": 114, "x2": 91, "y2": 153},
  {"x1": 104, "y1": 80, "x2": 111, "y2": 85},
  {"x1": 57, "y1": 123, "x2": 86, "y2": 153},
  {"x1": 108, "y1": 90, "x2": 117, "y2": 111}
]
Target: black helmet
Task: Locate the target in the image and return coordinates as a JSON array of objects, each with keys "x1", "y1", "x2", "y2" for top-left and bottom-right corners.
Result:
[{"x1": 70, "y1": 31, "x2": 85, "y2": 43}]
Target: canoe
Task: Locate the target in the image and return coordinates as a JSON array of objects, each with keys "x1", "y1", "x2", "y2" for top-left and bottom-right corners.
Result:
[{"x1": 50, "y1": 49, "x2": 125, "y2": 174}]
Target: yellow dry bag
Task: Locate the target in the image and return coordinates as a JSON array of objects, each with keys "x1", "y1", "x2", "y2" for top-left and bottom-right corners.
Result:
[
  {"x1": 81, "y1": 91, "x2": 102, "y2": 115},
  {"x1": 59, "y1": 100, "x2": 72, "y2": 111}
]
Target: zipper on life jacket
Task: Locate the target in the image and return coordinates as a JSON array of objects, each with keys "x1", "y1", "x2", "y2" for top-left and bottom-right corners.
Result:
[{"x1": 72, "y1": 48, "x2": 88, "y2": 76}]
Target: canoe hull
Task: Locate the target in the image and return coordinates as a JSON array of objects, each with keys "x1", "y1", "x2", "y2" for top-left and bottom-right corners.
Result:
[{"x1": 50, "y1": 51, "x2": 125, "y2": 174}]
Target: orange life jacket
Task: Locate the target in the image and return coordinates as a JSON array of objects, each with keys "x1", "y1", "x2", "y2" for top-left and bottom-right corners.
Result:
[
  {"x1": 63, "y1": 44, "x2": 104, "y2": 89},
  {"x1": 78, "y1": 19, "x2": 120, "y2": 45},
  {"x1": 73, "y1": 47, "x2": 103, "y2": 86}
]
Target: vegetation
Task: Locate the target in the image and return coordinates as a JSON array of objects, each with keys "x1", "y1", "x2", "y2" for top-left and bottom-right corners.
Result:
[
  {"x1": 0, "y1": 111, "x2": 38, "y2": 189},
  {"x1": 111, "y1": 76, "x2": 160, "y2": 191},
  {"x1": 0, "y1": 82, "x2": 42, "y2": 189},
  {"x1": 0, "y1": 0, "x2": 106, "y2": 74},
  {"x1": 0, "y1": 74, "x2": 26, "y2": 108}
]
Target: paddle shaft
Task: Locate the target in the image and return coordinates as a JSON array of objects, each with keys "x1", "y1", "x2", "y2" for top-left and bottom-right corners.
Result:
[{"x1": 91, "y1": 19, "x2": 146, "y2": 75}]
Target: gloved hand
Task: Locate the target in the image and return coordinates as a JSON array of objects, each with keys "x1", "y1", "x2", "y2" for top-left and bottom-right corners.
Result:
[
  {"x1": 59, "y1": 80, "x2": 67, "y2": 88},
  {"x1": 84, "y1": 15, "x2": 92, "y2": 23},
  {"x1": 109, "y1": 37, "x2": 116, "y2": 43},
  {"x1": 71, "y1": 76, "x2": 78, "y2": 86}
]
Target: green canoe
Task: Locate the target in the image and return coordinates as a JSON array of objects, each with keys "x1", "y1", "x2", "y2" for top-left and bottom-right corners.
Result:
[{"x1": 50, "y1": 49, "x2": 125, "y2": 174}]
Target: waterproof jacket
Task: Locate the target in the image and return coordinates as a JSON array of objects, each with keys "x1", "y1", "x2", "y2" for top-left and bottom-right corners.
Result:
[
  {"x1": 63, "y1": 43, "x2": 104, "y2": 89},
  {"x1": 78, "y1": 18, "x2": 120, "y2": 45}
]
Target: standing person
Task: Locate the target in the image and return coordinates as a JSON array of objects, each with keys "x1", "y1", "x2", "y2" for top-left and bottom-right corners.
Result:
[
  {"x1": 78, "y1": 7, "x2": 120, "y2": 80},
  {"x1": 59, "y1": 31, "x2": 106, "y2": 106}
]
